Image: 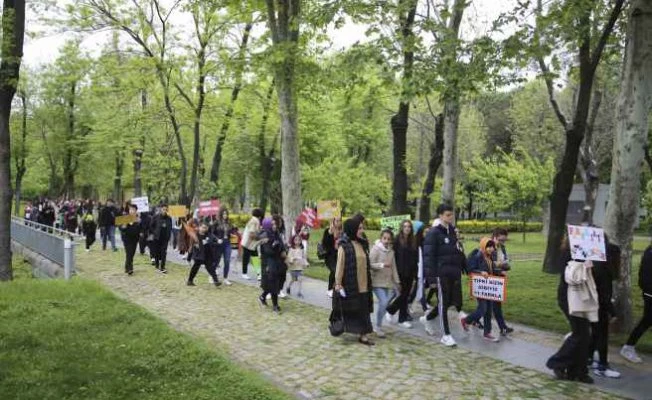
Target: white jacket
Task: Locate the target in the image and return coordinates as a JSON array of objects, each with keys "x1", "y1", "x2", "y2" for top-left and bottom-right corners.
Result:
[{"x1": 565, "y1": 260, "x2": 599, "y2": 322}]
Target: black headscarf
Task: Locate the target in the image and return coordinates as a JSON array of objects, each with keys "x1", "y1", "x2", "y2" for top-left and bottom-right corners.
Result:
[{"x1": 343, "y1": 218, "x2": 360, "y2": 240}]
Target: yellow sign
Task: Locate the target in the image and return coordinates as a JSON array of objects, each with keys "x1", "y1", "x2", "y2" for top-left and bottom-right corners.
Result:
[
  {"x1": 115, "y1": 214, "x2": 138, "y2": 226},
  {"x1": 168, "y1": 205, "x2": 188, "y2": 218},
  {"x1": 317, "y1": 200, "x2": 341, "y2": 220}
]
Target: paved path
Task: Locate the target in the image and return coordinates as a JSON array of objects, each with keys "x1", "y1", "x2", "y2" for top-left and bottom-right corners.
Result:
[{"x1": 75, "y1": 244, "x2": 640, "y2": 400}]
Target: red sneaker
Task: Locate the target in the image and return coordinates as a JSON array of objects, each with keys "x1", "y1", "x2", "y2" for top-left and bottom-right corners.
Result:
[
  {"x1": 460, "y1": 317, "x2": 470, "y2": 332},
  {"x1": 483, "y1": 333, "x2": 500, "y2": 342}
]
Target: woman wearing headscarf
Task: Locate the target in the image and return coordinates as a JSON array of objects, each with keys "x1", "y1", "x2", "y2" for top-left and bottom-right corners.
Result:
[
  {"x1": 258, "y1": 215, "x2": 286, "y2": 314},
  {"x1": 331, "y1": 216, "x2": 374, "y2": 345}
]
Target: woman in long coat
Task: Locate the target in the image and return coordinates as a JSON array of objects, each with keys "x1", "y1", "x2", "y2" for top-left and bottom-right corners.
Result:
[{"x1": 331, "y1": 216, "x2": 374, "y2": 345}]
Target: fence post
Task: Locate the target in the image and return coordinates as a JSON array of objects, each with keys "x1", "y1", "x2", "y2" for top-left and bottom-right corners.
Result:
[{"x1": 64, "y1": 239, "x2": 72, "y2": 280}]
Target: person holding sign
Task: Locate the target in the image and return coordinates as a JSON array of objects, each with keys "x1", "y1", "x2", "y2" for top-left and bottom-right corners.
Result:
[
  {"x1": 119, "y1": 204, "x2": 141, "y2": 276},
  {"x1": 461, "y1": 238, "x2": 500, "y2": 342},
  {"x1": 186, "y1": 222, "x2": 221, "y2": 287},
  {"x1": 546, "y1": 235, "x2": 599, "y2": 384},
  {"x1": 491, "y1": 228, "x2": 514, "y2": 336}
]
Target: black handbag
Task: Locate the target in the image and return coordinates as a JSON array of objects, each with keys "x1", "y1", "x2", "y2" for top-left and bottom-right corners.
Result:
[{"x1": 328, "y1": 294, "x2": 345, "y2": 337}]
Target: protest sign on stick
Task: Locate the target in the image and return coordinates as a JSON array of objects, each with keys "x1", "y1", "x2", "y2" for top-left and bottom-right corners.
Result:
[
  {"x1": 131, "y1": 197, "x2": 149, "y2": 213},
  {"x1": 115, "y1": 214, "x2": 138, "y2": 226},
  {"x1": 317, "y1": 200, "x2": 341, "y2": 220},
  {"x1": 567, "y1": 225, "x2": 606, "y2": 261},
  {"x1": 168, "y1": 205, "x2": 188, "y2": 218},
  {"x1": 198, "y1": 200, "x2": 220, "y2": 217}
]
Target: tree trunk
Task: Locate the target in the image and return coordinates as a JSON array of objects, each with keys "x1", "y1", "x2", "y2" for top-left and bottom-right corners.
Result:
[
  {"x1": 113, "y1": 152, "x2": 123, "y2": 204},
  {"x1": 419, "y1": 113, "x2": 444, "y2": 224},
  {"x1": 13, "y1": 90, "x2": 26, "y2": 216},
  {"x1": 391, "y1": 102, "x2": 410, "y2": 215},
  {"x1": 258, "y1": 82, "x2": 276, "y2": 213},
  {"x1": 604, "y1": 0, "x2": 652, "y2": 333},
  {"x1": 439, "y1": 0, "x2": 466, "y2": 209},
  {"x1": 133, "y1": 89, "x2": 147, "y2": 198},
  {"x1": 578, "y1": 89, "x2": 602, "y2": 225},
  {"x1": 210, "y1": 22, "x2": 253, "y2": 186},
  {"x1": 441, "y1": 98, "x2": 460, "y2": 207},
  {"x1": 390, "y1": 0, "x2": 417, "y2": 216},
  {"x1": 0, "y1": 0, "x2": 25, "y2": 281},
  {"x1": 62, "y1": 81, "x2": 76, "y2": 199}
]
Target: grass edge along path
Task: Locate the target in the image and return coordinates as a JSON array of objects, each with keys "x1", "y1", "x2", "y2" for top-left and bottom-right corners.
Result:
[{"x1": 0, "y1": 270, "x2": 293, "y2": 400}]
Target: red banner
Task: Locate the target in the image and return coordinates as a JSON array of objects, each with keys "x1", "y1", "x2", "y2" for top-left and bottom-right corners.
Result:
[{"x1": 198, "y1": 200, "x2": 220, "y2": 217}]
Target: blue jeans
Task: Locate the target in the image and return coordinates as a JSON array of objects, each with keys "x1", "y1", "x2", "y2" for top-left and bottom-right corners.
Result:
[
  {"x1": 466, "y1": 299, "x2": 492, "y2": 335},
  {"x1": 373, "y1": 287, "x2": 393, "y2": 328},
  {"x1": 220, "y1": 243, "x2": 232, "y2": 279},
  {"x1": 101, "y1": 225, "x2": 116, "y2": 250}
]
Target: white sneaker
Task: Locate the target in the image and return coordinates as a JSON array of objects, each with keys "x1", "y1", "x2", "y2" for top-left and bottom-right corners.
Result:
[
  {"x1": 440, "y1": 335, "x2": 457, "y2": 347},
  {"x1": 593, "y1": 365, "x2": 621, "y2": 379},
  {"x1": 266, "y1": 293, "x2": 272, "y2": 300},
  {"x1": 279, "y1": 291, "x2": 288, "y2": 299},
  {"x1": 224, "y1": 279, "x2": 232, "y2": 286},
  {"x1": 208, "y1": 277, "x2": 215, "y2": 284},
  {"x1": 398, "y1": 321, "x2": 413, "y2": 329},
  {"x1": 620, "y1": 345, "x2": 642, "y2": 363},
  {"x1": 458, "y1": 311, "x2": 468, "y2": 320},
  {"x1": 384, "y1": 312, "x2": 394, "y2": 325},
  {"x1": 85, "y1": 249, "x2": 90, "y2": 253},
  {"x1": 242, "y1": 274, "x2": 250, "y2": 280},
  {"x1": 375, "y1": 329, "x2": 386, "y2": 338},
  {"x1": 257, "y1": 274, "x2": 261, "y2": 281},
  {"x1": 327, "y1": 290, "x2": 333, "y2": 298},
  {"x1": 420, "y1": 316, "x2": 436, "y2": 336}
]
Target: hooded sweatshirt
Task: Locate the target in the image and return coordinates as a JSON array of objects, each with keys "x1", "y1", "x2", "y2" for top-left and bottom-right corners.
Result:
[
  {"x1": 369, "y1": 240, "x2": 401, "y2": 289},
  {"x1": 468, "y1": 237, "x2": 495, "y2": 275}
]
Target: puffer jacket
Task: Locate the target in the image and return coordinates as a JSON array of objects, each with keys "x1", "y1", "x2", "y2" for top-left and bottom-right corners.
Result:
[{"x1": 423, "y1": 223, "x2": 464, "y2": 283}]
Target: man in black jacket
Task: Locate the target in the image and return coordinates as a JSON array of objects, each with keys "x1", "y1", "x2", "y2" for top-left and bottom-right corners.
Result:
[
  {"x1": 621, "y1": 244, "x2": 652, "y2": 363},
  {"x1": 99, "y1": 199, "x2": 118, "y2": 251},
  {"x1": 119, "y1": 204, "x2": 141, "y2": 275},
  {"x1": 419, "y1": 204, "x2": 467, "y2": 347},
  {"x1": 150, "y1": 204, "x2": 172, "y2": 273}
]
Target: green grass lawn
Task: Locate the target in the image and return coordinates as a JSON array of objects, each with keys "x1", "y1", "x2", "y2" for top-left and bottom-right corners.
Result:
[
  {"x1": 0, "y1": 262, "x2": 291, "y2": 400},
  {"x1": 304, "y1": 229, "x2": 652, "y2": 353}
]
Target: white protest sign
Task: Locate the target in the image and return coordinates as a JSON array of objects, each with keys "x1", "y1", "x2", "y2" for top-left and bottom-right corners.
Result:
[
  {"x1": 131, "y1": 197, "x2": 150, "y2": 213},
  {"x1": 567, "y1": 225, "x2": 606, "y2": 262},
  {"x1": 469, "y1": 274, "x2": 507, "y2": 302}
]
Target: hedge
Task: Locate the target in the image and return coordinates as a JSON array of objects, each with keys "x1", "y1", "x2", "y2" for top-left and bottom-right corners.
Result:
[{"x1": 227, "y1": 214, "x2": 542, "y2": 233}]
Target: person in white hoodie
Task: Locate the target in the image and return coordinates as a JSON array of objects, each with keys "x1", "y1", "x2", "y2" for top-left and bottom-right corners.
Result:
[{"x1": 369, "y1": 229, "x2": 401, "y2": 338}]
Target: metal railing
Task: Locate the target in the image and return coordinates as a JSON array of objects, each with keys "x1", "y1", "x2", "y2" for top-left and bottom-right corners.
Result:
[{"x1": 10, "y1": 216, "x2": 79, "y2": 279}]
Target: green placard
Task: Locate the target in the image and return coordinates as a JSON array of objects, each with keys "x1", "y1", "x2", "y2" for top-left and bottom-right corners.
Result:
[{"x1": 380, "y1": 215, "x2": 411, "y2": 232}]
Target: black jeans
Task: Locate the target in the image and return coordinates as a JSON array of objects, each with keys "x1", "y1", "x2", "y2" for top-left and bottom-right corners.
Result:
[
  {"x1": 85, "y1": 233, "x2": 95, "y2": 250},
  {"x1": 546, "y1": 314, "x2": 591, "y2": 378},
  {"x1": 188, "y1": 261, "x2": 219, "y2": 283},
  {"x1": 589, "y1": 308, "x2": 610, "y2": 365},
  {"x1": 242, "y1": 247, "x2": 256, "y2": 274},
  {"x1": 153, "y1": 239, "x2": 169, "y2": 269},
  {"x1": 124, "y1": 240, "x2": 138, "y2": 273},
  {"x1": 626, "y1": 294, "x2": 652, "y2": 346},
  {"x1": 386, "y1": 276, "x2": 414, "y2": 323},
  {"x1": 426, "y1": 273, "x2": 463, "y2": 335},
  {"x1": 139, "y1": 235, "x2": 148, "y2": 255}
]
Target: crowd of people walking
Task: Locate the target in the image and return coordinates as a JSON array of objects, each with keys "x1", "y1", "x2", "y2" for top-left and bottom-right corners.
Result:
[{"x1": 21, "y1": 197, "x2": 651, "y2": 385}]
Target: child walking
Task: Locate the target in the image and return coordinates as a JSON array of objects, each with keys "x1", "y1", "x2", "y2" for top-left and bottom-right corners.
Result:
[
  {"x1": 370, "y1": 229, "x2": 401, "y2": 338},
  {"x1": 187, "y1": 222, "x2": 221, "y2": 287},
  {"x1": 286, "y1": 235, "x2": 309, "y2": 298}
]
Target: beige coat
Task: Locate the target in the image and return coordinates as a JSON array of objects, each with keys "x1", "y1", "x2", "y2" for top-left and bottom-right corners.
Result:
[
  {"x1": 565, "y1": 260, "x2": 599, "y2": 322},
  {"x1": 369, "y1": 240, "x2": 401, "y2": 289}
]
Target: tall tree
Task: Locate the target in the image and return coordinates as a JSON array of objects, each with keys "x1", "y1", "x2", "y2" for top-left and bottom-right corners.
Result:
[
  {"x1": 257, "y1": 82, "x2": 277, "y2": 213},
  {"x1": 531, "y1": 0, "x2": 626, "y2": 273},
  {"x1": 13, "y1": 86, "x2": 27, "y2": 215},
  {"x1": 209, "y1": 18, "x2": 254, "y2": 188},
  {"x1": 604, "y1": 0, "x2": 652, "y2": 332},
  {"x1": 419, "y1": 110, "x2": 444, "y2": 224},
  {"x1": 265, "y1": 0, "x2": 302, "y2": 232},
  {"x1": 439, "y1": 0, "x2": 467, "y2": 209},
  {"x1": 0, "y1": 0, "x2": 26, "y2": 281},
  {"x1": 389, "y1": 0, "x2": 417, "y2": 215}
]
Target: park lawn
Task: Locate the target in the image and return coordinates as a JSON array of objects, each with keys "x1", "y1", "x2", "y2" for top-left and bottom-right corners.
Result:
[
  {"x1": 0, "y1": 262, "x2": 291, "y2": 400},
  {"x1": 304, "y1": 229, "x2": 652, "y2": 353}
]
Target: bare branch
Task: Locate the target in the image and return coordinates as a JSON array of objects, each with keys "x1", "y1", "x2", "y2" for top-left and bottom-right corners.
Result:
[
  {"x1": 174, "y1": 83, "x2": 195, "y2": 109},
  {"x1": 590, "y1": 0, "x2": 626, "y2": 72}
]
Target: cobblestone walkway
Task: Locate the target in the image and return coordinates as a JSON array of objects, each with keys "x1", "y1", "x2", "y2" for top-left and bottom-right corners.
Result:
[{"x1": 76, "y1": 249, "x2": 621, "y2": 400}]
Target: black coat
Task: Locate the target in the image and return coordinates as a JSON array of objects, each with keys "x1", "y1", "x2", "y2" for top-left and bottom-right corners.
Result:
[
  {"x1": 321, "y1": 229, "x2": 338, "y2": 271},
  {"x1": 120, "y1": 221, "x2": 141, "y2": 244},
  {"x1": 191, "y1": 233, "x2": 219, "y2": 264},
  {"x1": 393, "y1": 238, "x2": 418, "y2": 279},
  {"x1": 98, "y1": 206, "x2": 118, "y2": 227},
  {"x1": 150, "y1": 214, "x2": 172, "y2": 243},
  {"x1": 423, "y1": 224, "x2": 464, "y2": 283},
  {"x1": 640, "y1": 246, "x2": 652, "y2": 295}
]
